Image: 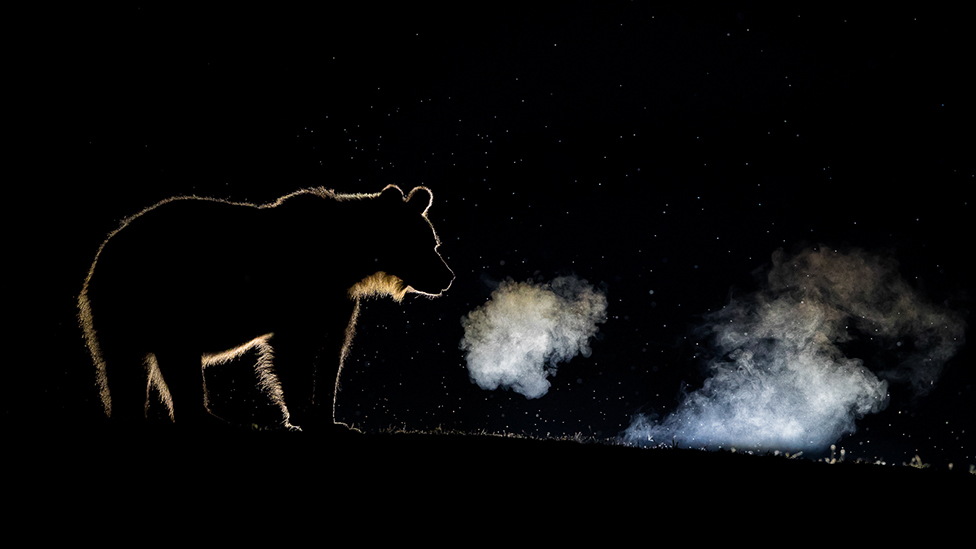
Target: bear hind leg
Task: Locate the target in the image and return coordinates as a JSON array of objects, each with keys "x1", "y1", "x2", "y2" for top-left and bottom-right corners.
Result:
[
  {"x1": 100, "y1": 346, "x2": 154, "y2": 425},
  {"x1": 153, "y1": 346, "x2": 228, "y2": 430}
]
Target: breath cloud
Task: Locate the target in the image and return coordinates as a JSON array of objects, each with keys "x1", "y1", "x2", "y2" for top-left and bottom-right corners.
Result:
[
  {"x1": 461, "y1": 276, "x2": 608, "y2": 399},
  {"x1": 623, "y1": 247, "x2": 965, "y2": 453}
]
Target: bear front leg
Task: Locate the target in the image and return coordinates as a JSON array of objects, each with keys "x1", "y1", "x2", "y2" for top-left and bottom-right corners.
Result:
[
  {"x1": 269, "y1": 300, "x2": 359, "y2": 434},
  {"x1": 265, "y1": 328, "x2": 319, "y2": 431},
  {"x1": 314, "y1": 300, "x2": 362, "y2": 435}
]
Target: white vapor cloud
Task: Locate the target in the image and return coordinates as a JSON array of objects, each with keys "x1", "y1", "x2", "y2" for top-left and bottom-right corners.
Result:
[
  {"x1": 461, "y1": 276, "x2": 608, "y2": 399},
  {"x1": 623, "y1": 247, "x2": 965, "y2": 453}
]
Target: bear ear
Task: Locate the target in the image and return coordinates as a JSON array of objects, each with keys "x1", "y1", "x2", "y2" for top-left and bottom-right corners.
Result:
[
  {"x1": 379, "y1": 185, "x2": 405, "y2": 204},
  {"x1": 406, "y1": 187, "x2": 433, "y2": 215}
]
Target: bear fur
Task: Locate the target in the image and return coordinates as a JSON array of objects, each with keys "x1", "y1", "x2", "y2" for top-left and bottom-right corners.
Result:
[{"x1": 78, "y1": 185, "x2": 454, "y2": 431}]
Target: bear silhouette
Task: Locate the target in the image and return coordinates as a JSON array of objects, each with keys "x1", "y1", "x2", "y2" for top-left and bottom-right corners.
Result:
[{"x1": 78, "y1": 185, "x2": 454, "y2": 432}]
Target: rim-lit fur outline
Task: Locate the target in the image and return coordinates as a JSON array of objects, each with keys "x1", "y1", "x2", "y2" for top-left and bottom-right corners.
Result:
[{"x1": 78, "y1": 185, "x2": 449, "y2": 424}]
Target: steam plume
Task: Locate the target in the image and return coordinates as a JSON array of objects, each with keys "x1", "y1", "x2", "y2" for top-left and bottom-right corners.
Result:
[
  {"x1": 623, "y1": 247, "x2": 965, "y2": 453},
  {"x1": 461, "y1": 276, "x2": 608, "y2": 399}
]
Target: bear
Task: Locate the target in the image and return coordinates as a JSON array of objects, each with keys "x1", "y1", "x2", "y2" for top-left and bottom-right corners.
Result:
[{"x1": 78, "y1": 184, "x2": 454, "y2": 432}]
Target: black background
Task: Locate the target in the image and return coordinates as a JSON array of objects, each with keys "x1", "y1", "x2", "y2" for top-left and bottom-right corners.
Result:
[{"x1": 14, "y1": 4, "x2": 972, "y2": 468}]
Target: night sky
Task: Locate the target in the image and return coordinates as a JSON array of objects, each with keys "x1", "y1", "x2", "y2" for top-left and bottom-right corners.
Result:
[{"x1": 19, "y1": 4, "x2": 972, "y2": 468}]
